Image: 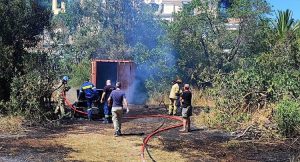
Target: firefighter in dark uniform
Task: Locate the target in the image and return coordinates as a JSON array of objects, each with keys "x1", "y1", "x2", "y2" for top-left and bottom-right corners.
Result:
[{"x1": 79, "y1": 79, "x2": 98, "y2": 121}]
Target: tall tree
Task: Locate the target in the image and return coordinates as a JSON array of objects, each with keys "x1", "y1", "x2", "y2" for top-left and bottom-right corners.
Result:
[
  {"x1": 168, "y1": 0, "x2": 271, "y2": 85},
  {"x1": 273, "y1": 9, "x2": 300, "y2": 69},
  {"x1": 0, "y1": 0, "x2": 51, "y2": 101},
  {"x1": 275, "y1": 9, "x2": 300, "y2": 38}
]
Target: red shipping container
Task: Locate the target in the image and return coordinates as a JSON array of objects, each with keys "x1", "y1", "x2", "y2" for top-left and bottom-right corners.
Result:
[{"x1": 91, "y1": 59, "x2": 136, "y2": 92}]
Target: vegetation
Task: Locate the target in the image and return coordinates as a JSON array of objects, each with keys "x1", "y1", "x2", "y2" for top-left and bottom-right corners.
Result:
[
  {"x1": 167, "y1": 0, "x2": 300, "y2": 137},
  {"x1": 0, "y1": 0, "x2": 56, "y2": 123},
  {"x1": 275, "y1": 99, "x2": 300, "y2": 137},
  {"x1": 0, "y1": 0, "x2": 300, "y2": 137}
]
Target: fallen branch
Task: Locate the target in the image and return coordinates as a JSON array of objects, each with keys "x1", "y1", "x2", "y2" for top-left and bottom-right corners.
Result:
[
  {"x1": 234, "y1": 125, "x2": 253, "y2": 139},
  {"x1": 289, "y1": 137, "x2": 299, "y2": 148}
]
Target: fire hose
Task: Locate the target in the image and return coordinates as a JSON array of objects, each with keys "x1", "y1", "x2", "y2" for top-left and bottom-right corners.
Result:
[
  {"x1": 124, "y1": 115, "x2": 183, "y2": 162},
  {"x1": 144, "y1": 118, "x2": 165, "y2": 162},
  {"x1": 64, "y1": 95, "x2": 88, "y2": 115},
  {"x1": 63, "y1": 94, "x2": 183, "y2": 162}
]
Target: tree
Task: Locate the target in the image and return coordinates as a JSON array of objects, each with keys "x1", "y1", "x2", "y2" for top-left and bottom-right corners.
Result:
[
  {"x1": 211, "y1": 9, "x2": 300, "y2": 111},
  {"x1": 275, "y1": 9, "x2": 300, "y2": 38},
  {"x1": 0, "y1": 0, "x2": 62, "y2": 124},
  {"x1": 168, "y1": 0, "x2": 271, "y2": 86},
  {"x1": 52, "y1": 0, "x2": 168, "y2": 89},
  {"x1": 0, "y1": 0, "x2": 51, "y2": 101},
  {"x1": 272, "y1": 9, "x2": 300, "y2": 69}
]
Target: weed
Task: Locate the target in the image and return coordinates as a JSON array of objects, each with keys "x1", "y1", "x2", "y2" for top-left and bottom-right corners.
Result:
[
  {"x1": 0, "y1": 115, "x2": 24, "y2": 134},
  {"x1": 222, "y1": 140, "x2": 241, "y2": 149},
  {"x1": 275, "y1": 99, "x2": 300, "y2": 137}
]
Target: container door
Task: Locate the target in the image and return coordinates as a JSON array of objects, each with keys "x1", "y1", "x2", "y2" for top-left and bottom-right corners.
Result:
[
  {"x1": 118, "y1": 62, "x2": 135, "y2": 91},
  {"x1": 96, "y1": 62, "x2": 118, "y2": 89}
]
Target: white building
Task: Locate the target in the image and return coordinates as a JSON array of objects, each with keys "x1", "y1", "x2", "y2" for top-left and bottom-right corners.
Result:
[
  {"x1": 52, "y1": 0, "x2": 66, "y2": 15},
  {"x1": 145, "y1": 0, "x2": 192, "y2": 21}
]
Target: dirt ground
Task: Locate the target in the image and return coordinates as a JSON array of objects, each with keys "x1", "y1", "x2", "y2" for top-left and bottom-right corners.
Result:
[{"x1": 0, "y1": 105, "x2": 299, "y2": 162}]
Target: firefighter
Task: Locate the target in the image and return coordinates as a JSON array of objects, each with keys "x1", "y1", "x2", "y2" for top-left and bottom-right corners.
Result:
[
  {"x1": 79, "y1": 79, "x2": 98, "y2": 121},
  {"x1": 54, "y1": 76, "x2": 70, "y2": 118},
  {"x1": 168, "y1": 79, "x2": 182, "y2": 115},
  {"x1": 100, "y1": 80, "x2": 115, "y2": 124}
]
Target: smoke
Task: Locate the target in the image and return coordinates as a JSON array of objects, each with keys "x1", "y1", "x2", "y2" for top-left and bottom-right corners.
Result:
[
  {"x1": 123, "y1": 1, "x2": 177, "y2": 104},
  {"x1": 62, "y1": 0, "x2": 177, "y2": 104},
  {"x1": 126, "y1": 46, "x2": 177, "y2": 104}
]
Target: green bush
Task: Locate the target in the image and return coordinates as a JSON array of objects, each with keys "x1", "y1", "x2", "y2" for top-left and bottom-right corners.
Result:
[
  {"x1": 211, "y1": 53, "x2": 300, "y2": 113},
  {"x1": 8, "y1": 52, "x2": 58, "y2": 124},
  {"x1": 9, "y1": 71, "x2": 55, "y2": 123},
  {"x1": 68, "y1": 59, "x2": 91, "y2": 87},
  {"x1": 211, "y1": 62, "x2": 270, "y2": 112},
  {"x1": 275, "y1": 99, "x2": 300, "y2": 137}
]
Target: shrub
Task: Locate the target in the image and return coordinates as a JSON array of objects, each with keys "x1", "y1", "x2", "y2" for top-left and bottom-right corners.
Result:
[
  {"x1": 8, "y1": 52, "x2": 58, "y2": 124},
  {"x1": 9, "y1": 71, "x2": 54, "y2": 123},
  {"x1": 0, "y1": 115, "x2": 24, "y2": 134},
  {"x1": 68, "y1": 59, "x2": 91, "y2": 87},
  {"x1": 275, "y1": 99, "x2": 300, "y2": 137},
  {"x1": 211, "y1": 54, "x2": 300, "y2": 113}
]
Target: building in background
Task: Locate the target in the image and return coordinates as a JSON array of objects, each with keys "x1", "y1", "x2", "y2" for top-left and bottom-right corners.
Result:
[
  {"x1": 144, "y1": 0, "x2": 192, "y2": 21},
  {"x1": 144, "y1": 0, "x2": 239, "y2": 30},
  {"x1": 52, "y1": 0, "x2": 66, "y2": 15}
]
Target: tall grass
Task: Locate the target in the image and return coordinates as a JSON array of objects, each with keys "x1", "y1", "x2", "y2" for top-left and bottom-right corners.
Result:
[
  {"x1": 0, "y1": 115, "x2": 24, "y2": 134},
  {"x1": 146, "y1": 88, "x2": 214, "y2": 107},
  {"x1": 275, "y1": 99, "x2": 300, "y2": 137}
]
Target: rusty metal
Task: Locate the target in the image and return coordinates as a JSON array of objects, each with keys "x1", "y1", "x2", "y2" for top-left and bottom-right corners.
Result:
[{"x1": 91, "y1": 59, "x2": 135, "y2": 92}]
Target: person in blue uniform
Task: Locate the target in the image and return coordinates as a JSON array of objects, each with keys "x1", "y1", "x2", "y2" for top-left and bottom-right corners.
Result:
[{"x1": 79, "y1": 79, "x2": 98, "y2": 121}]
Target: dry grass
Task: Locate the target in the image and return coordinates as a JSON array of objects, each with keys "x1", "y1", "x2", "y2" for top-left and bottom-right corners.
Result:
[
  {"x1": 146, "y1": 92, "x2": 169, "y2": 106},
  {"x1": 0, "y1": 115, "x2": 24, "y2": 134},
  {"x1": 221, "y1": 140, "x2": 241, "y2": 149},
  {"x1": 193, "y1": 108, "x2": 222, "y2": 129},
  {"x1": 56, "y1": 131, "x2": 188, "y2": 162},
  {"x1": 193, "y1": 103, "x2": 280, "y2": 138},
  {"x1": 243, "y1": 107, "x2": 273, "y2": 128},
  {"x1": 191, "y1": 89, "x2": 215, "y2": 107},
  {"x1": 147, "y1": 88, "x2": 215, "y2": 108}
]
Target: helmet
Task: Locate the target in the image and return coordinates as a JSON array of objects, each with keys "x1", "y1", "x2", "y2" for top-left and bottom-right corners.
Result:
[
  {"x1": 62, "y1": 76, "x2": 69, "y2": 82},
  {"x1": 62, "y1": 76, "x2": 69, "y2": 84}
]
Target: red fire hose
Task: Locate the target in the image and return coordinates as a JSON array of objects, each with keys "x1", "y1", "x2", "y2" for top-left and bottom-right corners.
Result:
[
  {"x1": 141, "y1": 123, "x2": 183, "y2": 162},
  {"x1": 63, "y1": 94, "x2": 183, "y2": 162},
  {"x1": 63, "y1": 95, "x2": 88, "y2": 115},
  {"x1": 124, "y1": 115, "x2": 183, "y2": 161}
]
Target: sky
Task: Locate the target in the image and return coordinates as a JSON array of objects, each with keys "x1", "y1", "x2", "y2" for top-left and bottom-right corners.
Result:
[{"x1": 268, "y1": 0, "x2": 300, "y2": 20}]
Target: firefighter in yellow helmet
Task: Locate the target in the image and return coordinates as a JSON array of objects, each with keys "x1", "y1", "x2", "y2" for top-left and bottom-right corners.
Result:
[{"x1": 168, "y1": 79, "x2": 182, "y2": 115}]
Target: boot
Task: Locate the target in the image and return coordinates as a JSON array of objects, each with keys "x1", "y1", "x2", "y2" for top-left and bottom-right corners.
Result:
[
  {"x1": 114, "y1": 130, "x2": 121, "y2": 137},
  {"x1": 108, "y1": 117, "x2": 113, "y2": 123},
  {"x1": 102, "y1": 118, "x2": 109, "y2": 124},
  {"x1": 87, "y1": 108, "x2": 92, "y2": 121}
]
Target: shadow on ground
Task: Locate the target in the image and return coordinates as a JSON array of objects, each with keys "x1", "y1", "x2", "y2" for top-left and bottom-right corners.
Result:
[
  {"x1": 124, "y1": 105, "x2": 300, "y2": 162},
  {"x1": 0, "y1": 105, "x2": 299, "y2": 162}
]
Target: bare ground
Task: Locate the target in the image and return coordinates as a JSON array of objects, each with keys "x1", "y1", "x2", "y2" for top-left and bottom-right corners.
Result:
[{"x1": 0, "y1": 106, "x2": 299, "y2": 162}]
